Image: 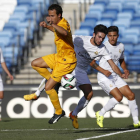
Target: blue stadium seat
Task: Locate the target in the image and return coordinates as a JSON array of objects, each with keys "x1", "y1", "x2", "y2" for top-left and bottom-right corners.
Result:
[
  {"x1": 101, "y1": 13, "x2": 117, "y2": 22},
  {"x1": 119, "y1": 35, "x2": 138, "y2": 45},
  {"x1": 130, "y1": 20, "x2": 140, "y2": 28},
  {"x1": 85, "y1": 13, "x2": 101, "y2": 23},
  {"x1": 122, "y1": 28, "x2": 140, "y2": 37},
  {"x1": 80, "y1": 22, "x2": 95, "y2": 36},
  {"x1": 89, "y1": 4, "x2": 104, "y2": 13},
  {"x1": 132, "y1": 14, "x2": 140, "y2": 21},
  {"x1": 105, "y1": 5, "x2": 121, "y2": 15},
  {"x1": 96, "y1": 20, "x2": 111, "y2": 27},
  {"x1": 122, "y1": 5, "x2": 137, "y2": 14},
  {"x1": 74, "y1": 29, "x2": 90, "y2": 36},
  {"x1": 133, "y1": 45, "x2": 140, "y2": 55},
  {"x1": 94, "y1": 0, "x2": 109, "y2": 6},
  {"x1": 117, "y1": 12, "x2": 133, "y2": 20},
  {"x1": 124, "y1": 44, "x2": 133, "y2": 55}
]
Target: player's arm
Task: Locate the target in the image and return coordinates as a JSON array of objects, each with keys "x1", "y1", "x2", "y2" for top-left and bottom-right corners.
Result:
[
  {"x1": 51, "y1": 24, "x2": 68, "y2": 36},
  {"x1": 119, "y1": 58, "x2": 129, "y2": 78},
  {"x1": 1, "y1": 62, "x2": 13, "y2": 80},
  {"x1": 90, "y1": 60, "x2": 112, "y2": 77},
  {"x1": 107, "y1": 59, "x2": 125, "y2": 78},
  {"x1": 40, "y1": 21, "x2": 54, "y2": 32}
]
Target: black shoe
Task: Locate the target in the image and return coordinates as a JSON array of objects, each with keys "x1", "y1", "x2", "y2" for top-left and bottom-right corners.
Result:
[{"x1": 48, "y1": 110, "x2": 65, "y2": 124}]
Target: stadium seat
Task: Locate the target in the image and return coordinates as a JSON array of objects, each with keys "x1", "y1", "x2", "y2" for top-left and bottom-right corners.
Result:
[
  {"x1": 117, "y1": 12, "x2": 133, "y2": 20},
  {"x1": 122, "y1": 28, "x2": 140, "y2": 37},
  {"x1": 133, "y1": 13, "x2": 140, "y2": 21},
  {"x1": 80, "y1": 22, "x2": 95, "y2": 36},
  {"x1": 101, "y1": 13, "x2": 117, "y2": 22},
  {"x1": 89, "y1": 4, "x2": 104, "y2": 13},
  {"x1": 85, "y1": 13, "x2": 101, "y2": 23},
  {"x1": 122, "y1": 5, "x2": 138, "y2": 14},
  {"x1": 74, "y1": 29, "x2": 90, "y2": 36},
  {"x1": 130, "y1": 20, "x2": 140, "y2": 28},
  {"x1": 94, "y1": 0, "x2": 109, "y2": 6},
  {"x1": 105, "y1": 5, "x2": 121, "y2": 15},
  {"x1": 124, "y1": 44, "x2": 133, "y2": 55},
  {"x1": 96, "y1": 20, "x2": 111, "y2": 27},
  {"x1": 133, "y1": 45, "x2": 140, "y2": 55}
]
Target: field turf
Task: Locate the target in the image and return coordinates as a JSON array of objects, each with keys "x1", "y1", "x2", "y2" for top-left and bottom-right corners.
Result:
[{"x1": 0, "y1": 118, "x2": 140, "y2": 140}]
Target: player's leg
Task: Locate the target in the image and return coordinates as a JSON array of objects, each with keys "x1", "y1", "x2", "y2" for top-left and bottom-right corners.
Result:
[
  {"x1": 96, "y1": 79, "x2": 122, "y2": 127},
  {"x1": 119, "y1": 85, "x2": 140, "y2": 127},
  {"x1": 31, "y1": 57, "x2": 51, "y2": 80},
  {"x1": 46, "y1": 60, "x2": 76, "y2": 124},
  {"x1": 0, "y1": 81, "x2": 4, "y2": 121},
  {"x1": 69, "y1": 68, "x2": 93, "y2": 129}
]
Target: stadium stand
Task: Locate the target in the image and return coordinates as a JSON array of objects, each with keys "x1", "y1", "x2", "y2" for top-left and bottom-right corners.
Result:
[
  {"x1": 0, "y1": 0, "x2": 56, "y2": 83},
  {"x1": 74, "y1": 0, "x2": 140, "y2": 74}
]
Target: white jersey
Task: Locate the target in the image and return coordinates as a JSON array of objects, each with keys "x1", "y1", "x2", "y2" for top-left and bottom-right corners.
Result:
[
  {"x1": 72, "y1": 35, "x2": 111, "y2": 71},
  {"x1": 96, "y1": 41, "x2": 124, "y2": 81},
  {"x1": 0, "y1": 48, "x2": 4, "y2": 63},
  {"x1": 0, "y1": 47, "x2": 5, "y2": 82}
]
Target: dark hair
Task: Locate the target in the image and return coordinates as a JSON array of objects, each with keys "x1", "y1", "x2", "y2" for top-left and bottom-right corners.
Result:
[
  {"x1": 94, "y1": 24, "x2": 108, "y2": 35},
  {"x1": 108, "y1": 26, "x2": 119, "y2": 34},
  {"x1": 48, "y1": 4, "x2": 63, "y2": 18}
]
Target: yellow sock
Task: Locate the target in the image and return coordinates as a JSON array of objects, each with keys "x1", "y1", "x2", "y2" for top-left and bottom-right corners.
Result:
[
  {"x1": 46, "y1": 89, "x2": 62, "y2": 115},
  {"x1": 32, "y1": 66, "x2": 51, "y2": 80}
]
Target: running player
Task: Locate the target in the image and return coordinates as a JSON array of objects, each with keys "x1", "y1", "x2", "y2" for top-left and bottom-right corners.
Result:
[
  {"x1": 0, "y1": 47, "x2": 13, "y2": 120},
  {"x1": 91, "y1": 26, "x2": 140, "y2": 128},
  {"x1": 24, "y1": 4, "x2": 77, "y2": 124},
  {"x1": 24, "y1": 24, "x2": 125, "y2": 128}
]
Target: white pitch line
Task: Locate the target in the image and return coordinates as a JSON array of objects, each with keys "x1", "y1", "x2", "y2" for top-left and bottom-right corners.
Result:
[
  {"x1": 0, "y1": 128, "x2": 135, "y2": 132},
  {"x1": 76, "y1": 128, "x2": 140, "y2": 140}
]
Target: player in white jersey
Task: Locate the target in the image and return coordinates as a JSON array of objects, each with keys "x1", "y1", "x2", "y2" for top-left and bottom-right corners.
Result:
[
  {"x1": 91, "y1": 26, "x2": 140, "y2": 128},
  {"x1": 0, "y1": 47, "x2": 13, "y2": 120},
  {"x1": 23, "y1": 25, "x2": 125, "y2": 128}
]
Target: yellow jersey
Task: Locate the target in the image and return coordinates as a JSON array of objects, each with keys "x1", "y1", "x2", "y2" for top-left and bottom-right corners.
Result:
[{"x1": 54, "y1": 18, "x2": 77, "y2": 64}]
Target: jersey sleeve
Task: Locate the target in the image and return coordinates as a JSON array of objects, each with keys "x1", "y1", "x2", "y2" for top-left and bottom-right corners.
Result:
[
  {"x1": 0, "y1": 48, "x2": 5, "y2": 63},
  {"x1": 120, "y1": 44, "x2": 125, "y2": 59},
  {"x1": 58, "y1": 21, "x2": 71, "y2": 32}
]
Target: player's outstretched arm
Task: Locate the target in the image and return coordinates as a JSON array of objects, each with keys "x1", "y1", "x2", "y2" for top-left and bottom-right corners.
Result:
[
  {"x1": 90, "y1": 60, "x2": 112, "y2": 77},
  {"x1": 1, "y1": 62, "x2": 13, "y2": 80},
  {"x1": 107, "y1": 59, "x2": 125, "y2": 78},
  {"x1": 119, "y1": 58, "x2": 129, "y2": 78},
  {"x1": 40, "y1": 21, "x2": 54, "y2": 32}
]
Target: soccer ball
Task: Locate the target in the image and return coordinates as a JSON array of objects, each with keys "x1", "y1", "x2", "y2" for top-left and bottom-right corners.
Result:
[{"x1": 61, "y1": 74, "x2": 76, "y2": 89}]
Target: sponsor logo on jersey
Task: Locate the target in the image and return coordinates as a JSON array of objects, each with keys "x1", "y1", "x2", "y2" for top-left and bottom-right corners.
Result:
[
  {"x1": 110, "y1": 84, "x2": 113, "y2": 87},
  {"x1": 94, "y1": 51, "x2": 98, "y2": 55}
]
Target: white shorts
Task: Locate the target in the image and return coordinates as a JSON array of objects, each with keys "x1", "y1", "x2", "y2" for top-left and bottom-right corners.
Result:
[
  {"x1": 98, "y1": 75, "x2": 127, "y2": 95},
  {"x1": 71, "y1": 67, "x2": 91, "y2": 90},
  {"x1": 0, "y1": 80, "x2": 4, "y2": 91}
]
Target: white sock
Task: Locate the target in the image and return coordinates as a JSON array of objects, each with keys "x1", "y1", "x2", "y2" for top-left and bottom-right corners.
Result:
[
  {"x1": 72, "y1": 96, "x2": 89, "y2": 116},
  {"x1": 35, "y1": 78, "x2": 46, "y2": 96},
  {"x1": 99, "y1": 98, "x2": 119, "y2": 116},
  {"x1": 0, "y1": 99, "x2": 2, "y2": 120},
  {"x1": 128, "y1": 99, "x2": 139, "y2": 124}
]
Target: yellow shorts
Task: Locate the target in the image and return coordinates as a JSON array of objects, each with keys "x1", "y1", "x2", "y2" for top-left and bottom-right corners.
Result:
[{"x1": 42, "y1": 54, "x2": 77, "y2": 82}]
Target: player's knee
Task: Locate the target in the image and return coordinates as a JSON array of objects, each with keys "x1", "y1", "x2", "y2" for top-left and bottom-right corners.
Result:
[
  {"x1": 0, "y1": 94, "x2": 4, "y2": 99},
  {"x1": 85, "y1": 91, "x2": 93, "y2": 100},
  {"x1": 127, "y1": 92, "x2": 135, "y2": 100},
  {"x1": 116, "y1": 94, "x2": 123, "y2": 102}
]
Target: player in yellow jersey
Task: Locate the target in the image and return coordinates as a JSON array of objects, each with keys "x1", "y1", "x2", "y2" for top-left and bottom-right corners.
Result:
[{"x1": 24, "y1": 4, "x2": 77, "y2": 124}]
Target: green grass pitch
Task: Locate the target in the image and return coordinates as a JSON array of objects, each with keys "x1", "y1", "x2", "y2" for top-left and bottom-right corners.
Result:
[{"x1": 0, "y1": 118, "x2": 140, "y2": 140}]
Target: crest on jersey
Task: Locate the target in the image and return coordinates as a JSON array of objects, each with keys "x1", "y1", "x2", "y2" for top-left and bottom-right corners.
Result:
[
  {"x1": 94, "y1": 51, "x2": 98, "y2": 55},
  {"x1": 119, "y1": 49, "x2": 122, "y2": 53},
  {"x1": 110, "y1": 84, "x2": 113, "y2": 87}
]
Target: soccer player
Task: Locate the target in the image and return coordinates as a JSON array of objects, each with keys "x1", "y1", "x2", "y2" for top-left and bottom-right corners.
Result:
[
  {"x1": 91, "y1": 26, "x2": 140, "y2": 128},
  {"x1": 24, "y1": 24, "x2": 125, "y2": 128},
  {"x1": 0, "y1": 47, "x2": 13, "y2": 120},
  {"x1": 24, "y1": 4, "x2": 77, "y2": 124}
]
